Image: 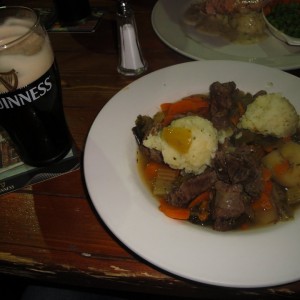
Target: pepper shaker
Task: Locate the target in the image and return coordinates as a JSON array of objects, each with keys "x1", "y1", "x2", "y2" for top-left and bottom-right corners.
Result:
[{"x1": 116, "y1": 0, "x2": 148, "y2": 76}]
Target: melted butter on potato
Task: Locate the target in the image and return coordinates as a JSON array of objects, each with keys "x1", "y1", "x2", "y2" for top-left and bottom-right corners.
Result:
[{"x1": 162, "y1": 127, "x2": 192, "y2": 154}]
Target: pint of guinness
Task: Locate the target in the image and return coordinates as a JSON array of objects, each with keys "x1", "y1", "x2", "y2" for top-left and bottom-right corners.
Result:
[{"x1": 0, "y1": 6, "x2": 72, "y2": 167}]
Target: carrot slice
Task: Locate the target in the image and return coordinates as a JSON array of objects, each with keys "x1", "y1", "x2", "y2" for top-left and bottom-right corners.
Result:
[
  {"x1": 240, "y1": 223, "x2": 250, "y2": 230},
  {"x1": 161, "y1": 96, "x2": 209, "y2": 126},
  {"x1": 160, "y1": 102, "x2": 172, "y2": 113},
  {"x1": 159, "y1": 199, "x2": 190, "y2": 220},
  {"x1": 273, "y1": 159, "x2": 290, "y2": 176},
  {"x1": 188, "y1": 191, "x2": 210, "y2": 208},
  {"x1": 144, "y1": 162, "x2": 164, "y2": 181},
  {"x1": 198, "y1": 200, "x2": 210, "y2": 222},
  {"x1": 252, "y1": 180, "x2": 273, "y2": 211},
  {"x1": 262, "y1": 167, "x2": 272, "y2": 182}
]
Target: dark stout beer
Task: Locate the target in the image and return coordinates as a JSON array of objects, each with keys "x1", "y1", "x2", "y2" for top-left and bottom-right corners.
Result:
[
  {"x1": 0, "y1": 63, "x2": 72, "y2": 166},
  {"x1": 0, "y1": 7, "x2": 72, "y2": 167}
]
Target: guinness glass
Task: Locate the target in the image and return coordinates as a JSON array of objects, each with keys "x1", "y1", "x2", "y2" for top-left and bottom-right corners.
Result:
[{"x1": 0, "y1": 6, "x2": 72, "y2": 167}]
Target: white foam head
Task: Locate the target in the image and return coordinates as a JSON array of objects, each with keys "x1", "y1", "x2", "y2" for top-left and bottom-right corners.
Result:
[{"x1": 0, "y1": 17, "x2": 54, "y2": 93}]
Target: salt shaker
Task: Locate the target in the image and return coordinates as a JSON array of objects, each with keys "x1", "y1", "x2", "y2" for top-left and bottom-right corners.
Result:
[{"x1": 116, "y1": 0, "x2": 148, "y2": 76}]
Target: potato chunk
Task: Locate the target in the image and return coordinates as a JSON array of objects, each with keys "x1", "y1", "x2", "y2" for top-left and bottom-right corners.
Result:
[{"x1": 262, "y1": 141, "x2": 300, "y2": 188}]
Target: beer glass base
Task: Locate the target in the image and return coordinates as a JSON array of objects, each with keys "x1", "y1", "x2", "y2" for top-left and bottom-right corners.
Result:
[{"x1": 23, "y1": 143, "x2": 73, "y2": 168}]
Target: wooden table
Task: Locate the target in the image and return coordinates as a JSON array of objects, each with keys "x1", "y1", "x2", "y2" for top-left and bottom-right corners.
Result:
[{"x1": 1, "y1": 1, "x2": 300, "y2": 298}]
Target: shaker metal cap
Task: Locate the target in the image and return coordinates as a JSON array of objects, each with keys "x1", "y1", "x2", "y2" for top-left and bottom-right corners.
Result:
[{"x1": 117, "y1": 0, "x2": 131, "y2": 16}]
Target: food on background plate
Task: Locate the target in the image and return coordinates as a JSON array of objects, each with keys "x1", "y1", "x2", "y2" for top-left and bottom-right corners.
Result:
[
  {"x1": 263, "y1": 0, "x2": 300, "y2": 39},
  {"x1": 182, "y1": 0, "x2": 268, "y2": 44},
  {"x1": 133, "y1": 81, "x2": 300, "y2": 232}
]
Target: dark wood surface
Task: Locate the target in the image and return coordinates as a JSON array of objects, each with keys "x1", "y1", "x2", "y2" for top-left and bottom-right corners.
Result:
[{"x1": 1, "y1": 1, "x2": 300, "y2": 298}]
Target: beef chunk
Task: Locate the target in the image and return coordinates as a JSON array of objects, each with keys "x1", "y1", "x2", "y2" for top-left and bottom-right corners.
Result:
[
  {"x1": 139, "y1": 145, "x2": 163, "y2": 164},
  {"x1": 167, "y1": 169, "x2": 217, "y2": 208},
  {"x1": 213, "y1": 145, "x2": 263, "y2": 199},
  {"x1": 212, "y1": 181, "x2": 251, "y2": 231},
  {"x1": 132, "y1": 115, "x2": 154, "y2": 145},
  {"x1": 133, "y1": 115, "x2": 164, "y2": 163},
  {"x1": 209, "y1": 81, "x2": 236, "y2": 130}
]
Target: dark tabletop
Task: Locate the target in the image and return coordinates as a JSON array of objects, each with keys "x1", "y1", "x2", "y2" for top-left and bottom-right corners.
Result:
[{"x1": 1, "y1": 0, "x2": 300, "y2": 299}]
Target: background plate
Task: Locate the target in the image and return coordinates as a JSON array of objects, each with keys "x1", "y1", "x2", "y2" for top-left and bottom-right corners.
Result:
[
  {"x1": 151, "y1": 0, "x2": 300, "y2": 70},
  {"x1": 84, "y1": 60, "x2": 300, "y2": 288}
]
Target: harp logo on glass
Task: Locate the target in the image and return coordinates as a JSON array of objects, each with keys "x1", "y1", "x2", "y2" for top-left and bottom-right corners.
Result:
[{"x1": 0, "y1": 71, "x2": 53, "y2": 110}]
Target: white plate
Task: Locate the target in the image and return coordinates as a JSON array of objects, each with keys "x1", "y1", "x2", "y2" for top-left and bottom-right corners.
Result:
[
  {"x1": 151, "y1": 0, "x2": 300, "y2": 70},
  {"x1": 84, "y1": 60, "x2": 300, "y2": 288}
]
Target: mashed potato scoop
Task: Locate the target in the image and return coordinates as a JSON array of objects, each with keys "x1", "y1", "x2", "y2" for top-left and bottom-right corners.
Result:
[
  {"x1": 143, "y1": 116, "x2": 218, "y2": 175},
  {"x1": 238, "y1": 93, "x2": 299, "y2": 138}
]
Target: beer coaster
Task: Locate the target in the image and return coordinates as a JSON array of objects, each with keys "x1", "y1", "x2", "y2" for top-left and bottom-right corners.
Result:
[
  {"x1": 0, "y1": 129, "x2": 80, "y2": 195},
  {"x1": 35, "y1": 7, "x2": 104, "y2": 33}
]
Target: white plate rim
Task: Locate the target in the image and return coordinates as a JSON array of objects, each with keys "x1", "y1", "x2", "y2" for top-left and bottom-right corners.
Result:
[
  {"x1": 84, "y1": 60, "x2": 300, "y2": 288},
  {"x1": 151, "y1": 0, "x2": 300, "y2": 71}
]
